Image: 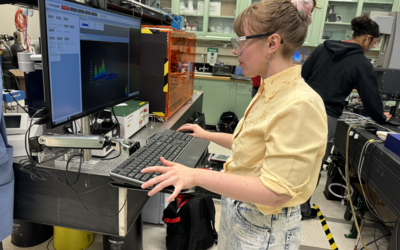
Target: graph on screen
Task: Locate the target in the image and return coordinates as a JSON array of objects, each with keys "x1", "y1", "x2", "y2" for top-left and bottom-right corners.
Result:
[
  {"x1": 94, "y1": 59, "x2": 107, "y2": 81},
  {"x1": 92, "y1": 58, "x2": 120, "y2": 83},
  {"x1": 80, "y1": 40, "x2": 129, "y2": 112}
]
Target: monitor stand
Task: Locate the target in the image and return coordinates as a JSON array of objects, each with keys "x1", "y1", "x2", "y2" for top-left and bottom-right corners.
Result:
[{"x1": 54, "y1": 116, "x2": 100, "y2": 170}]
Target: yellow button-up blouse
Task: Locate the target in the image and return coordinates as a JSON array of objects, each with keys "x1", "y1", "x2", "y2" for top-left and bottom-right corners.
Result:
[{"x1": 224, "y1": 65, "x2": 327, "y2": 215}]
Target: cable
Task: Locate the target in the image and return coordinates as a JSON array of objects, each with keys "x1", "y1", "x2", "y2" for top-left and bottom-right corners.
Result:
[
  {"x1": 366, "y1": 166, "x2": 394, "y2": 236},
  {"x1": 73, "y1": 188, "x2": 128, "y2": 217},
  {"x1": 101, "y1": 149, "x2": 122, "y2": 161},
  {"x1": 367, "y1": 121, "x2": 394, "y2": 133},
  {"x1": 19, "y1": 109, "x2": 128, "y2": 217},
  {"x1": 65, "y1": 149, "x2": 83, "y2": 186},
  {"x1": 111, "y1": 107, "x2": 120, "y2": 127},
  {"x1": 161, "y1": 12, "x2": 180, "y2": 27},
  {"x1": 24, "y1": 122, "x2": 34, "y2": 158},
  {"x1": 111, "y1": 106, "x2": 124, "y2": 138},
  {"x1": 328, "y1": 183, "x2": 352, "y2": 199},
  {"x1": 91, "y1": 111, "x2": 101, "y2": 133},
  {"x1": 355, "y1": 137, "x2": 394, "y2": 236},
  {"x1": 6, "y1": 89, "x2": 29, "y2": 113},
  {"x1": 130, "y1": 3, "x2": 143, "y2": 18},
  {"x1": 14, "y1": 9, "x2": 31, "y2": 48},
  {"x1": 345, "y1": 124, "x2": 370, "y2": 250},
  {"x1": 47, "y1": 236, "x2": 53, "y2": 250},
  {"x1": 357, "y1": 140, "x2": 390, "y2": 225},
  {"x1": 24, "y1": 108, "x2": 45, "y2": 158},
  {"x1": 50, "y1": 170, "x2": 129, "y2": 217},
  {"x1": 338, "y1": 112, "x2": 369, "y2": 124},
  {"x1": 20, "y1": 152, "x2": 128, "y2": 217},
  {"x1": 373, "y1": 219, "x2": 379, "y2": 249},
  {"x1": 359, "y1": 233, "x2": 391, "y2": 250},
  {"x1": 25, "y1": 9, "x2": 29, "y2": 50},
  {"x1": 396, "y1": 221, "x2": 400, "y2": 250}
]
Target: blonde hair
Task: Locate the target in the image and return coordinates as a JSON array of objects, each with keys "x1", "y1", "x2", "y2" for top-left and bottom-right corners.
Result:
[{"x1": 234, "y1": 0, "x2": 316, "y2": 59}]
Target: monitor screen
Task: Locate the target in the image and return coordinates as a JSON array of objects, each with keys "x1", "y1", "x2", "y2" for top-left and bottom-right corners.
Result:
[
  {"x1": 39, "y1": 0, "x2": 141, "y2": 128},
  {"x1": 5, "y1": 115, "x2": 21, "y2": 128}
]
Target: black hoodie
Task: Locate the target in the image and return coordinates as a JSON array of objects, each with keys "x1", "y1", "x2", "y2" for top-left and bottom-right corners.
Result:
[{"x1": 302, "y1": 40, "x2": 386, "y2": 124}]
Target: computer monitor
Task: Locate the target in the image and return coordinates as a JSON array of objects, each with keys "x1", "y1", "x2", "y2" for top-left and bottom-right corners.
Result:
[{"x1": 39, "y1": 0, "x2": 141, "y2": 128}]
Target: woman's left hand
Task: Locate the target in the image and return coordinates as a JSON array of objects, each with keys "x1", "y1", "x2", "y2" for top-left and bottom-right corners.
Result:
[{"x1": 141, "y1": 157, "x2": 198, "y2": 202}]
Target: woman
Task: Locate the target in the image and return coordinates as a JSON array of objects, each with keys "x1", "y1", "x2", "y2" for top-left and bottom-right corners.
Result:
[
  {"x1": 300, "y1": 15, "x2": 390, "y2": 219},
  {"x1": 302, "y1": 14, "x2": 389, "y2": 142},
  {"x1": 0, "y1": 57, "x2": 14, "y2": 249},
  {"x1": 142, "y1": 0, "x2": 327, "y2": 248}
]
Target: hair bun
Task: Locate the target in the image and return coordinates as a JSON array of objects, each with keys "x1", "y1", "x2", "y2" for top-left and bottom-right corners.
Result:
[
  {"x1": 351, "y1": 14, "x2": 380, "y2": 37},
  {"x1": 291, "y1": 0, "x2": 314, "y2": 25},
  {"x1": 351, "y1": 15, "x2": 371, "y2": 33}
]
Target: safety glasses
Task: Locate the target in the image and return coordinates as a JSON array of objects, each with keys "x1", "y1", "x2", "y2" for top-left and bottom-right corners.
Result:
[
  {"x1": 231, "y1": 33, "x2": 284, "y2": 56},
  {"x1": 368, "y1": 35, "x2": 380, "y2": 49},
  {"x1": 372, "y1": 39, "x2": 380, "y2": 49}
]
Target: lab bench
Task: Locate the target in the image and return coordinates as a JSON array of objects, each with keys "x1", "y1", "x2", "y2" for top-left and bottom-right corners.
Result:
[{"x1": 12, "y1": 92, "x2": 204, "y2": 248}]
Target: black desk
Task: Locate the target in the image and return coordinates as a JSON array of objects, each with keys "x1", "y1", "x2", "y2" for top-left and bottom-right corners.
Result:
[
  {"x1": 12, "y1": 92, "x2": 204, "y2": 246},
  {"x1": 333, "y1": 120, "x2": 400, "y2": 249}
]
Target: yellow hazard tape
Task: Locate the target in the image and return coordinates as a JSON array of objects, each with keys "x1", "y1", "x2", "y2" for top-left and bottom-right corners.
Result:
[
  {"x1": 141, "y1": 29, "x2": 153, "y2": 34},
  {"x1": 164, "y1": 61, "x2": 169, "y2": 76},
  {"x1": 314, "y1": 204, "x2": 338, "y2": 250},
  {"x1": 152, "y1": 112, "x2": 165, "y2": 117}
]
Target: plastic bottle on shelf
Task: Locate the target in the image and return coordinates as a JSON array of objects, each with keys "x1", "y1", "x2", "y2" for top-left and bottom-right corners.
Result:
[
  {"x1": 188, "y1": 25, "x2": 192, "y2": 31},
  {"x1": 192, "y1": 21, "x2": 197, "y2": 31}
]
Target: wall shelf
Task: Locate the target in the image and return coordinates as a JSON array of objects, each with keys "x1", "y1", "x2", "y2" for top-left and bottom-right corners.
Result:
[{"x1": 324, "y1": 22, "x2": 352, "y2": 25}]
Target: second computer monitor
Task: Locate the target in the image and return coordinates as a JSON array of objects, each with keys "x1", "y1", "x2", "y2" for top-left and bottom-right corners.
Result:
[{"x1": 39, "y1": 0, "x2": 141, "y2": 128}]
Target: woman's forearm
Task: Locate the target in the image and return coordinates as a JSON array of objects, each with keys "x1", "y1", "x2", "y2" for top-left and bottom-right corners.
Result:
[
  {"x1": 195, "y1": 169, "x2": 291, "y2": 207},
  {"x1": 204, "y1": 132, "x2": 233, "y2": 150}
]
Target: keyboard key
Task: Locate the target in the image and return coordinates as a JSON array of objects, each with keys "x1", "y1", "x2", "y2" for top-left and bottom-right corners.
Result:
[
  {"x1": 119, "y1": 171, "x2": 129, "y2": 176},
  {"x1": 134, "y1": 173, "x2": 143, "y2": 180},
  {"x1": 111, "y1": 169, "x2": 120, "y2": 174},
  {"x1": 140, "y1": 174, "x2": 152, "y2": 182}
]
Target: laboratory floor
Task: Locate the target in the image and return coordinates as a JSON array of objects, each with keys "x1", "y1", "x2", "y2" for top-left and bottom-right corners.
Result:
[{"x1": 2, "y1": 142, "x2": 396, "y2": 250}]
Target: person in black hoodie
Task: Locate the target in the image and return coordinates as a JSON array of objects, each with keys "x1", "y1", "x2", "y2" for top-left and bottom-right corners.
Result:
[{"x1": 300, "y1": 14, "x2": 391, "y2": 219}]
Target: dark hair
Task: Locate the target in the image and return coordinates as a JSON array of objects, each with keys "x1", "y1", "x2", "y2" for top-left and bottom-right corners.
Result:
[
  {"x1": 234, "y1": 0, "x2": 317, "y2": 59},
  {"x1": 351, "y1": 14, "x2": 380, "y2": 38}
]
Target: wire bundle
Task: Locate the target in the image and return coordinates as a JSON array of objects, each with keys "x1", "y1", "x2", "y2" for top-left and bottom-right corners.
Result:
[
  {"x1": 17, "y1": 108, "x2": 131, "y2": 217},
  {"x1": 344, "y1": 123, "x2": 399, "y2": 250},
  {"x1": 14, "y1": 9, "x2": 31, "y2": 49}
]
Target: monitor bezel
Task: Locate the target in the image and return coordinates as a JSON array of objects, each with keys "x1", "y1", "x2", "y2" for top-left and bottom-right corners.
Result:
[{"x1": 39, "y1": 0, "x2": 142, "y2": 129}]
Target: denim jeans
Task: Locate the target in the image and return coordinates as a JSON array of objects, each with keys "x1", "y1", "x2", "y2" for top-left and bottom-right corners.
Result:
[{"x1": 218, "y1": 196, "x2": 302, "y2": 250}]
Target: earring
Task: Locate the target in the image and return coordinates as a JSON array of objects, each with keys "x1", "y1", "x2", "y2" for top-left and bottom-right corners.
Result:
[{"x1": 267, "y1": 54, "x2": 270, "y2": 68}]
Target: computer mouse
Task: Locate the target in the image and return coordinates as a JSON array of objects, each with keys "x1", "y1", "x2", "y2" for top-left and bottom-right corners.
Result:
[{"x1": 179, "y1": 130, "x2": 193, "y2": 134}]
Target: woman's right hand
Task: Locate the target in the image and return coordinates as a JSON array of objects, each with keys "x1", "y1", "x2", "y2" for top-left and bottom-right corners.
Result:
[{"x1": 177, "y1": 124, "x2": 211, "y2": 140}]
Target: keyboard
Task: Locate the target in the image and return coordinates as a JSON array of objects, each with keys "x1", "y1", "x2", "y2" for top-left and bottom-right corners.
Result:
[{"x1": 109, "y1": 129, "x2": 210, "y2": 189}]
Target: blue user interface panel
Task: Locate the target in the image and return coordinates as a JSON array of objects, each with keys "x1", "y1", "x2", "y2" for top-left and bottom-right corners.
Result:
[{"x1": 43, "y1": 0, "x2": 141, "y2": 127}]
